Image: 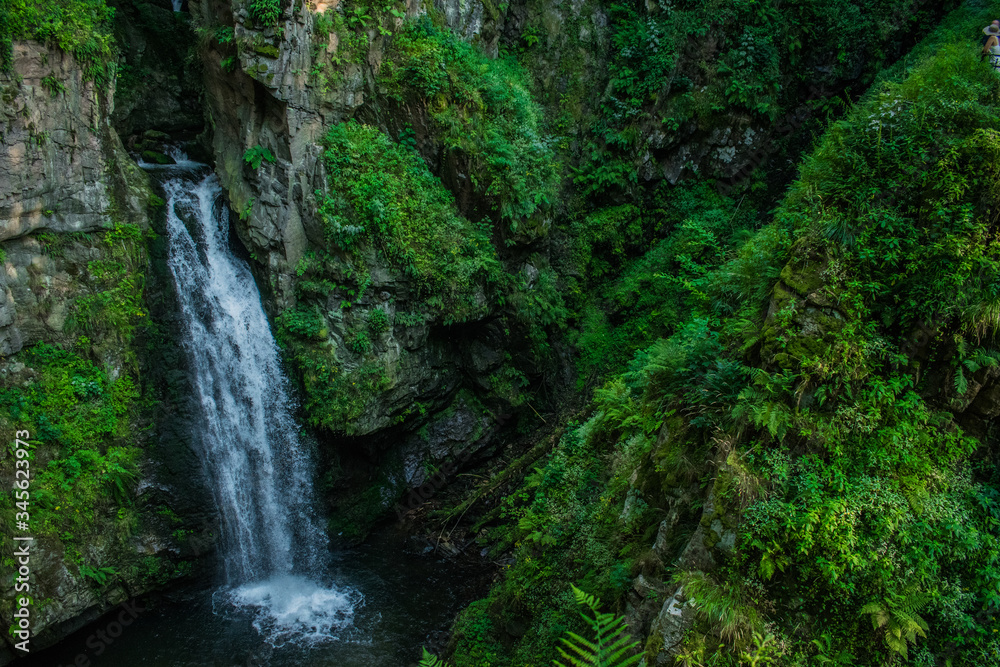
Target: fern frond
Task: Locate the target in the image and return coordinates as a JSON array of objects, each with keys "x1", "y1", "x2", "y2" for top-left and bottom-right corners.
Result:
[
  {"x1": 419, "y1": 648, "x2": 451, "y2": 667},
  {"x1": 555, "y1": 586, "x2": 642, "y2": 666}
]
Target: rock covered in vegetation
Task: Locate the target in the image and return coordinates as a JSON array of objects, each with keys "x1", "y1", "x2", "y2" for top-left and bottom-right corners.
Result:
[{"x1": 0, "y1": 39, "x2": 214, "y2": 664}]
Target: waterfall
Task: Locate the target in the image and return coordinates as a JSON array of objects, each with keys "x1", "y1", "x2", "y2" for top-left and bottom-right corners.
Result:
[{"x1": 157, "y1": 164, "x2": 357, "y2": 646}]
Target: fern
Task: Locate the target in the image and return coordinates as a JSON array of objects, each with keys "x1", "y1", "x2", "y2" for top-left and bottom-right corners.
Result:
[
  {"x1": 79, "y1": 564, "x2": 116, "y2": 586},
  {"x1": 417, "y1": 587, "x2": 641, "y2": 666},
  {"x1": 950, "y1": 340, "x2": 1000, "y2": 395},
  {"x1": 243, "y1": 145, "x2": 276, "y2": 170},
  {"x1": 859, "y1": 591, "x2": 930, "y2": 659},
  {"x1": 554, "y1": 585, "x2": 642, "y2": 667},
  {"x1": 418, "y1": 648, "x2": 450, "y2": 667}
]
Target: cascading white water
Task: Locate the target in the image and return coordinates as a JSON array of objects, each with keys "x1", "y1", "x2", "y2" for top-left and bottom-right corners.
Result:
[
  {"x1": 171, "y1": 0, "x2": 183, "y2": 11},
  {"x1": 159, "y1": 164, "x2": 358, "y2": 646}
]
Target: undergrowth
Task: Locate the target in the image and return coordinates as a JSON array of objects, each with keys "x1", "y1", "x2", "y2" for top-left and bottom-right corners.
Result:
[{"x1": 452, "y1": 5, "x2": 1000, "y2": 666}]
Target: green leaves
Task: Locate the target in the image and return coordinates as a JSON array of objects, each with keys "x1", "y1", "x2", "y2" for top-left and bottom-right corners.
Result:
[
  {"x1": 554, "y1": 585, "x2": 642, "y2": 667},
  {"x1": 79, "y1": 564, "x2": 116, "y2": 587},
  {"x1": 379, "y1": 17, "x2": 559, "y2": 226},
  {"x1": 318, "y1": 120, "x2": 500, "y2": 322},
  {"x1": 6, "y1": 0, "x2": 117, "y2": 83},
  {"x1": 243, "y1": 145, "x2": 276, "y2": 170},
  {"x1": 248, "y1": 0, "x2": 280, "y2": 26},
  {"x1": 860, "y1": 591, "x2": 931, "y2": 659},
  {"x1": 418, "y1": 648, "x2": 450, "y2": 667}
]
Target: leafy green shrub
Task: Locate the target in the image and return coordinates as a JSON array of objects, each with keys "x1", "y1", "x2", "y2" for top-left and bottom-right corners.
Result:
[
  {"x1": 0, "y1": 343, "x2": 142, "y2": 538},
  {"x1": 243, "y1": 144, "x2": 276, "y2": 169},
  {"x1": 379, "y1": 17, "x2": 559, "y2": 226},
  {"x1": 277, "y1": 306, "x2": 325, "y2": 340},
  {"x1": 79, "y1": 564, "x2": 116, "y2": 587},
  {"x1": 0, "y1": 4, "x2": 13, "y2": 73},
  {"x1": 349, "y1": 331, "x2": 372, "y2": 356},
  {"x1": 41, "y1": 74, "x2": 65, "y2": 96},
  {"x1": 214, "y1": 26, "x2": 234, "y2": 44},
  {"x1": 5, "y1": 0, "x2": 117, "y2": 83},
  {"x1": 394, "y1": 310, "x2": 425, "y2": 327},
  {"x1": 367, "y1": 308, "x2": 389, "y2": 334},
  {"x1": 248, "y1": 0, "x2": 280, "y2": 26},
  {"x1": 318, "y1": 120, "x2": 501, "y2": 323}
]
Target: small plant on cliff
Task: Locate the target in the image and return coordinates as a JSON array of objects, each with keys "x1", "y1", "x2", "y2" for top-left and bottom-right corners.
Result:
[
  {"x1": 41, "y1": 74, "x2": 65, "y2": 96},
  {"x1": 215, "y1": 26, "x2": 234, "y2": 44},
  {"x1": 248, "y1": 0, "x2": 281, "y2": 26},
  {"x1": 278, "y1": 306, "x2": 326, "y2": 340},
  {"x1": 243, "y1": 145, "x2": 276, "y2": 169},
  {"x1": 349, "y1": 331, "x2": 372, "y2": 356},
  {"x1": 79, "y1": 564, "x2": 116, "y2": 587},
  {"x1": 367, "y1": 308, "x2": 389, "y2": 334}
]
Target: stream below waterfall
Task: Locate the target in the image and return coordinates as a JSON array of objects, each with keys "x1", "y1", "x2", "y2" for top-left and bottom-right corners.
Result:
[{"x1": 22, "y1": 157, "x2": 480, "y2": 666}]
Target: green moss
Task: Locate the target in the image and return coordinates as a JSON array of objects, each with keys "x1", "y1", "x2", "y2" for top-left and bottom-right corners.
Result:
[
  {"x1": 0, "y1": 343, "x2": 141, "y2": 538},
  {"x1": 252, "y1": 43, "x2": 279, "y2": 58},
  {"x1": 379, "y1": 16, "x2": 559, "y2": 227},
  {"x1": 778, "y1": 256, "x2": 826, "y2": 296},
  {"x1": 318, "y1": 120, "x2": 501, "y2": 322},
  {"x1": 141, "y1": 150, "x2": 175, "y2": 165}
]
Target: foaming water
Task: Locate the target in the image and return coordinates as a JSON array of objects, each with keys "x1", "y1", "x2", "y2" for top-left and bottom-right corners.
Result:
[
  {"x1": 224, "y1": 575, "x2": 362, "y2": 647},
  {"x1": 161, "y1": 165, "x2": 356, "y2": 647}
]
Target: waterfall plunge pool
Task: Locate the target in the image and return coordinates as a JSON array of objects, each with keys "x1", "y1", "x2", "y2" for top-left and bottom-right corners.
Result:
[{"x1": 21, "y1": 531, "x2": 484, "y2": 666}]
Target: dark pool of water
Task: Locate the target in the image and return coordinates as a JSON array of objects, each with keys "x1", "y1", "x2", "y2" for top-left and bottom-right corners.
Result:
[{"x1": 22, "y1": 531, "x2": 485, "y2": 667}]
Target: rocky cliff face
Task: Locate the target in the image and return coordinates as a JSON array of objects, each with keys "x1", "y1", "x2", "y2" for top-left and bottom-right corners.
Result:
[
  {"x1": 190, "y1": 0, "x2": 518, "y2": 534},
  {"x1": 0, "y1": 41, "x2": 215, "y2": 664},
  {"x1": 0, "y1": 43, "x2": 148, "y2": 264}
]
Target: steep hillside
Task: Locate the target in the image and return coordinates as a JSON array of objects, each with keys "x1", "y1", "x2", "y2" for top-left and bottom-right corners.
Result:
[{"x1": 443, "y1": 4, "x2": 1000, "y2": 665}]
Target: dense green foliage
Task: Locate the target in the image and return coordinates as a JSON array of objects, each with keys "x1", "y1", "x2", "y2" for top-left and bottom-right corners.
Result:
[
  {"x1": 423, "y1": 586, "x2": 641, "y2": 667},
  {"x1": 0, "y1": 343, "x2": 142, "y2": 541},
  {"x1": 380, "y1": 16, "x2": 559, "y2": 228},
  {"x1": 567, "y1": 182, "x2": 755, "y2": 381},
  {"x1": 274, "y1": 120, "x2": 504, "y2": 433},
  {"x1": 248, "y1": 0, "x2": 281, "y2": 26},
  {"x1": 319, "y1": 120, "x2": 501, "y2": 314},
  {"x1": 3, "y1": 0, "x2": 117, "y2": 82},
  {"x1": 0, "y1": 223, "x2": 150, "y2": 587},
  {"x1": 453, "y1": 5, "x2": 1000, "y2": 666},
  {"x1": 565, "y1": 0, "x2": 956, "y2": 189}
]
